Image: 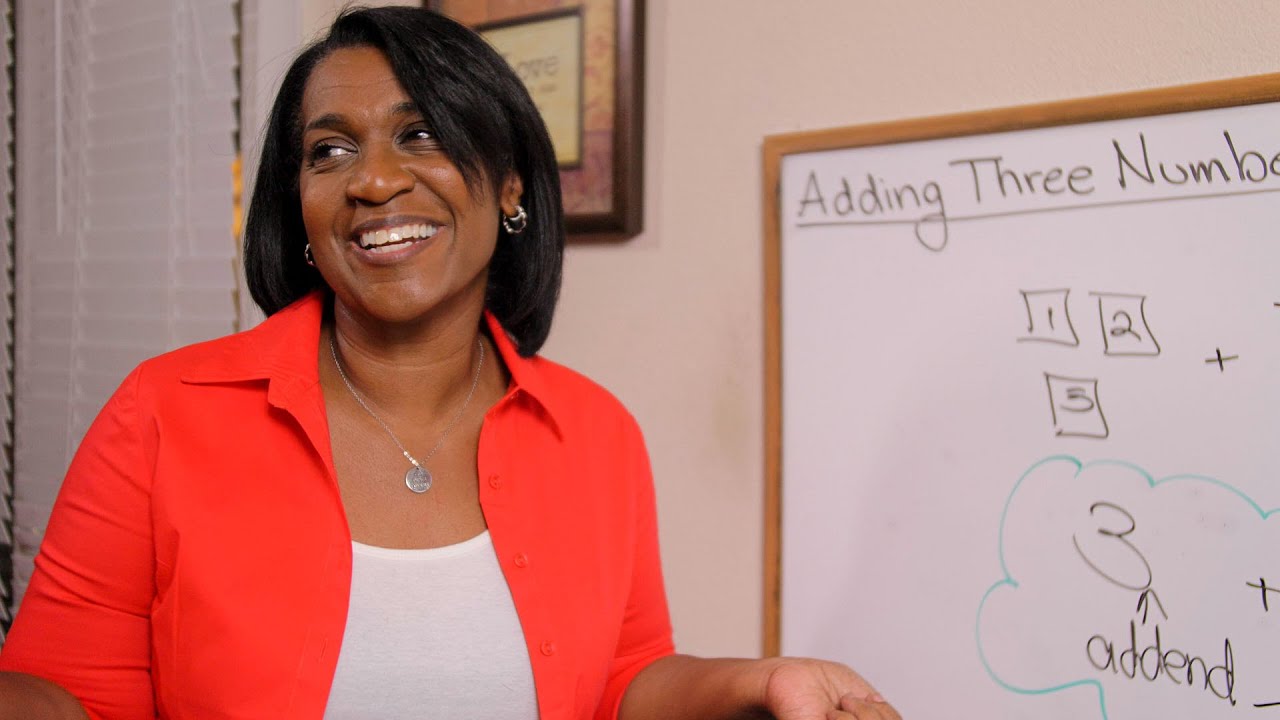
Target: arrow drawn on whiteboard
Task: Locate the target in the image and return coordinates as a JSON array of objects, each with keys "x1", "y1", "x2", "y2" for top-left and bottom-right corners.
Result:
[{"x1": 1135, "y1": 588, "x2": 1168, "y2": 624}]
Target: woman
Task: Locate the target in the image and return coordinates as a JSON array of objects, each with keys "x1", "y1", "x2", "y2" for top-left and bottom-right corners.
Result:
[{"x1": 0, "y1": 7, "x2": 901, "y2": 720}]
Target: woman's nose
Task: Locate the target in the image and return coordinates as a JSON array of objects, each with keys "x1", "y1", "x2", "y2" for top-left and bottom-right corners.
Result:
[{"x1": 346, "y1": 145, "x2": 414, "y2": 204}]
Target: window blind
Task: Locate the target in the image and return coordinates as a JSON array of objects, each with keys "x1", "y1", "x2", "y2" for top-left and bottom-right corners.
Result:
[
  {"x1": 10, "y1": 0, "x2": 238, "y2": 613},
  {"x1": 0, "y1": 0, "x2": 14, "y2": 639}
]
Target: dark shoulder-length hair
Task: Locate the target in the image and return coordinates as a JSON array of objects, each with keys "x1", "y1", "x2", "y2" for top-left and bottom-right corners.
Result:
[{"x1": 243, "y1": 5, "x2": 564, "y2": 356}]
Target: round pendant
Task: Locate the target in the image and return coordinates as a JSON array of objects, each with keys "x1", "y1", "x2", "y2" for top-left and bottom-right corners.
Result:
[{"x1": 405, "y1": 466, "x2": 432, "y2": 493}]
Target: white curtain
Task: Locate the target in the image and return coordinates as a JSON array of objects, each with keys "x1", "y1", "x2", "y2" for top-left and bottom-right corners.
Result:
[{"x1": 9, "y1": 0, "x2": 239, "y2": 614}]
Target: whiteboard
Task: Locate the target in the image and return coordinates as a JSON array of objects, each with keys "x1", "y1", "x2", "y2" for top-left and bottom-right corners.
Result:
[{"x1": 764, "y1": 75, "x2": 1280, "y2": 719}]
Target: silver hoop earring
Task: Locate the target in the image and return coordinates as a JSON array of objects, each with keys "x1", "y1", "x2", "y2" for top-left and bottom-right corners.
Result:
[
  {"x1": 502, "y1": 205, "x2": 528, "y2": 235},
  {"x1": 304, "y1": 243, "x2": 315, "y2": 267}
]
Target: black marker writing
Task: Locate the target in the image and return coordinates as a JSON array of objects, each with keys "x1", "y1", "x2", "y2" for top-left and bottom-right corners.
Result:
[
  {"x1": 797, "y1": 170, "x2": 949, "y2": 251},
  {"x1": 1074, "y1": 501, "x2": 1152, "y2": 591},
  {"x1": 1086, "y1": 622, "x2": 1236, "y2": 706},
  {"x1": 1246, "y1": 577, "x2": 1279, "y2": 612},
  {"x1": 949, "y1": 156, "x2": 1093, "y2": 203},
  {"x1": 1205, "y1": 348, "x2": 1239, "y2": 372},
  {"x1": 1113, "y1": 130, "x2": 1280, "y2": 190}
]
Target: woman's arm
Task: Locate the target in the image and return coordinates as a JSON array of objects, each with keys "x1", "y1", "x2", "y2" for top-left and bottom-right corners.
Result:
[
  {"x1": 619, "y1": 654, "x2": 902, "y2": 720},
  {"x1": 0, "y1": 368, "x2": 158, "y2": 718},
  {"x1": 0, "y1": 672, "x2": 89, "y2": 720},
  {"x1": 602, "y1": 421, "x2": 901, "y2": 719}
]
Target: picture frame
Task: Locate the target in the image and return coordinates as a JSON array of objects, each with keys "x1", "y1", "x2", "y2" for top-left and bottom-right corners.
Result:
[{"x1": 426, "y1": 0, "x2": 645, "y2": 241}]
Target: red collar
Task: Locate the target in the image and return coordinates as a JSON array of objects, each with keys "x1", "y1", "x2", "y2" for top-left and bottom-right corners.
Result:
[{"x1": 179, "y1": 291, "x2": 562, "y2": 430}]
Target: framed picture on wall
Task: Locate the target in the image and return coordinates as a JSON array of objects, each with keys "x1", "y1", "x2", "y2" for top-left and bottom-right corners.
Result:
[{"x1": 426, "y1": 0, "x2": 645, "y2": 240}]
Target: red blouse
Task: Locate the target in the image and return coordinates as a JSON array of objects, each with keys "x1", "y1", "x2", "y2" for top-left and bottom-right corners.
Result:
[{"x1": 0, "y1": 292, "x2": 674, "y2": 719}]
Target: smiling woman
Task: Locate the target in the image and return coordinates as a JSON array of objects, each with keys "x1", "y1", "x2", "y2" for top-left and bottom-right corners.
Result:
[
  {"x1": 296, "y1": 46, "x2": 522, "y2": 334},
  {"x1": 244, "y1": 8, "x2": 563, "y2": 355},
  {"x1": 0, "y1": 6, "x2": 900, "y2": 720}
]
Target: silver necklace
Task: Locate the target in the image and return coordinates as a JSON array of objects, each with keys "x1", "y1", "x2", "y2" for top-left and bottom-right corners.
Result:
[{"x1": 329, "y1": 334, "x2": 485, "y2": 493}]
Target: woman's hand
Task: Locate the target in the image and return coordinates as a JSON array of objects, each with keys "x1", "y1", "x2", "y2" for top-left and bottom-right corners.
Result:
[
  {"x1": 758, "y1": 657, "x2": 902, "y2": 720},
  {"x1": 0, "y1": 672, "x2": 89, "y2": 720},
  {"x1": 621, "y1": 655, "x2": 901, "y2": 720}
]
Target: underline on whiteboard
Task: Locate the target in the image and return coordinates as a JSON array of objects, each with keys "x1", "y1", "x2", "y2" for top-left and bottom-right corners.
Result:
[{"x1": 791, "y1": 185, "x2": 1280, "y2": 228}]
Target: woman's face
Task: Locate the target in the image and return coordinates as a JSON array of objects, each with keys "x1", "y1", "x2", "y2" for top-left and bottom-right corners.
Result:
[{"x1": 297, "y1": 46, "x2": 522, "y2": 329}]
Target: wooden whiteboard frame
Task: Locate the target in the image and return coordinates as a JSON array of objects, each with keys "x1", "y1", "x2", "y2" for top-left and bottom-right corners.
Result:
[{"x1": 761, "y1": 72, "x2": 1280, "y2": 657}]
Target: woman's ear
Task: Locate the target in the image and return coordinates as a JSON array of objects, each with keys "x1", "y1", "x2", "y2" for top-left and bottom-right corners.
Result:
[{"x1": 500, "y1": 173, "x2": 525, "y2": 216}]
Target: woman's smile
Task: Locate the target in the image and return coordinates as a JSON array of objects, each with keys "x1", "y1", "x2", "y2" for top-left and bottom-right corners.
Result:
[
  {"x1": 356, "y1": 222, "x2": 437, "y2": 251},
  {"x1": 346, "y1": 215, "x2": 445, "y2": 265}
]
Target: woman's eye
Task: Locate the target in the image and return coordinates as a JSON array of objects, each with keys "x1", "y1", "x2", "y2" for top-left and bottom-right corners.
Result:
[
  {"x1": 401, "y1": 127, "x2": 435, "y2": 145},
  {"x1": 307, "y1": 141, "x2": 353, "y2": 164}
]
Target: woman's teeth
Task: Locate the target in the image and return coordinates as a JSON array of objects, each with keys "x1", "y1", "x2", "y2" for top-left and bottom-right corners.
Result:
[{"x1": 359, "y1": 223, "x2": 438, "y2": 251}]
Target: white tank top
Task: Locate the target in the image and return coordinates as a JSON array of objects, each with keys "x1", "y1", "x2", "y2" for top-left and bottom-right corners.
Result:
[{"x1": 323, "y1": 531, "x2": 540, "y2": 719}]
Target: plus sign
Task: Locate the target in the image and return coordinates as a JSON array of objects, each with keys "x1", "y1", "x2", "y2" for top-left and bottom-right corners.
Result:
[
  {"x1": 1204, "y1": 348, "x2": 1238, "y2": 371},
  {"x1": 1247, "y1": 577, "x2": 1279, "y2": 611}
]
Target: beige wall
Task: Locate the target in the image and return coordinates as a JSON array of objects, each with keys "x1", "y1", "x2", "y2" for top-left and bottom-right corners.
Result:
[
  {"x1": 302, "y1": 0, "x2": 413, "y2": 41},
  {"x1": 544, "y1": 0, "x2": 1280, "y2": 657},
  {"x1": 298, "y1": 0, "x2": 1280, "y2": 656}
]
